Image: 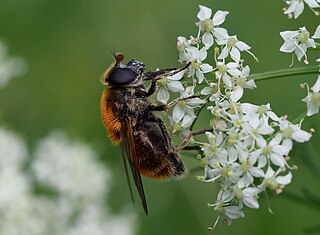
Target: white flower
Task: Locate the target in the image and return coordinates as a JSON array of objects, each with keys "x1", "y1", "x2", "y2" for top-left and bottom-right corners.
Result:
[
  {"x1": 215, "y1": 61, "x2": 241, "y2": 88},
  {"x1": 216, "y1": 203, "x2": 244, "y2": 225},
  {"x1": 201, "y1": 82, "x2": 220, "y2": 102},
  {"x1": 259, "y1": 167, "x2": 292, "y2": 192},
  {"x1": 235, "y1": 148, "x2": 265, "y2": 188},
  {"x1": 203, "y1": 143, "x2": 241, "y2": 186},
  {"x1": 172, "y1": 86, "x2": 205, "y2": 122},
  {"x1": 230, "y1": 65, "x2": 256, "y2": 102},
  {"x1": 283, "y1": 0, "x2": 320, "y2": 18},
  {"x1": 169, "y1": 114, "x2": 195, "y2": 137},
  {"x1": 253, "y1": 135, "x2": 291, "y2": 167},
  {"x1": 156, "y1": 70, "x2": 185, "y2": 104},
  {"x1": 241, "y1": 103, "x2": 279, "y2": 129},
  {"x1": 233, "y1": 186, "x2": 261, "y2": 209},
  {"x1": 177, "y1": 36, "x2": 191, "y2": 53},
  {"x1": 196, "y1": 5, "x2": 229, "y2": 48},
  {"x1": 241, "y1": 119, "x2": 274, "y2": 150},
  {"x1": 280, "y1": 27, "x2": 316, "y2": 64},
  {"x1": 181, "y1": 46, "x2": 213, "y2": 83},
  {"x1": 302, "y1": 76, "x2": 320, "y2": 116},
  {"x1": 215, "y1": 32, "x2": 256, "y2": 62},
  {"x1": 278, "y1": 118, "x2": 312, "y2": 143},
  {"x1": 201, "y1": 132, "x2": 225, "y2": 159}
]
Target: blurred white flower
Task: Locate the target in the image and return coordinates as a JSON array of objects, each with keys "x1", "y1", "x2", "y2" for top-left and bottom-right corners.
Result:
[
  {"x1": 0, "y1": 40, "x2": 26, "y2": 89},
  {"x1": 0, "y1": 128, "x2": 136, "y2": 235},
  {"x1": 0, "y1": 128, "x2": 28, "y2": 171},
  {"x1": 32, "y1": 131, "x2": 109, "y2": 201}
]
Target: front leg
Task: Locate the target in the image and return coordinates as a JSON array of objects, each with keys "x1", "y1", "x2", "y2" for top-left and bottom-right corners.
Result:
[
  {"x1": 145, "y1": 78, "x2": 157, "y2": 97},
  {"x1": 144, "y1": 62, "x2": 190, "y2": 81},
  {"x1": 144, "y1": 62, "x2": 191, "y2": 97}
]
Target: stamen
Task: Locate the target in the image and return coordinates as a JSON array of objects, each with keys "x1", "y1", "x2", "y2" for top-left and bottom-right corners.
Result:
[
  {"x1": 208, "y1": 215, "x2": 221, "y2": 231},
  {"x1": 293, "y1": 40, "x2": 309, "y2": 64}
]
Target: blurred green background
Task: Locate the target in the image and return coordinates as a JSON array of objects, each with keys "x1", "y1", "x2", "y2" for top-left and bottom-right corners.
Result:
[{"x1": 0, "y1": 0, "x2": 319, "y2": 234}]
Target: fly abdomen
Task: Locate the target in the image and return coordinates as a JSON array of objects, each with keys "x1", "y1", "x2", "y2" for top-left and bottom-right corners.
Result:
[{"x1": 134, "y1": 121, "x2": 185, "y2": 179}]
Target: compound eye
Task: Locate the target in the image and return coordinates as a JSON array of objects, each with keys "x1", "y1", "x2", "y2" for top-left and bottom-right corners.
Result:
[{"x1": 108, "y1": 67, "x2": 137, "y2": 85}]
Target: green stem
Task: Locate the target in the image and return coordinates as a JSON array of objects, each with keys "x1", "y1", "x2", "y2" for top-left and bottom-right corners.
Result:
[
  {"x1": 249, "y1": 66, "x2": 319, "y2": 82},
  {"x1": 190, "y1": 103, "x2": 207, "y2": 131},
  {"x1": 282, "y1": 190, "x2": 320, "y2": 211},
  {"x1": 291, "y1": 111, "x2": 308, "y2": 125},
  {"x1": 315, "y1": 42, "x2": 320, "y2": 50}
]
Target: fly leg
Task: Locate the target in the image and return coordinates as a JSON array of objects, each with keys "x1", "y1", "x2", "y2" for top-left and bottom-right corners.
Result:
[
  {"x1": 144, "y1": 62, "x2": 190, "y2": 97},
  {"x1": 149, "y1": 95, "x2": 200, "y2": 111},
  {"x1": 182, "y1": 146, "x2": 201, "y2": 151},
  {"x1": 144, "y1": 62, "x2": 190, "y2": 81},
  {"x1": 176, "y1": 128, "x2": 212, "y2": 152}
]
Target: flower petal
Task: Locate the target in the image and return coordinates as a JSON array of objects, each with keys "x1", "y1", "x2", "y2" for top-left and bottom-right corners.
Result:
[
  {"x1": 312, "y1": 25, "x2": 320, "y2": 39},
  {"x1": 202, "y1": 32, "x2": 214, "y2": 49},
  {"x1": 197, "y1": 5, "x2": 212, "y2": 21},
  {"x1": 167, "y1": 70, "x2": 185, "y2": 81},
  {"x1": 276, "y1": 172, "x2": 292, "y2": 185},
  {"x1": 172, "y1": 105, "x2": 185, "y2": 122},
  {"x1": 230, "y1": 86, "x2": 243, "y2": 102},
  {"x1": 311, "y1": 76, "x2": 320, "y2": 92},
  {"x1": 167, "y1": 81, "x2": 184, "y2": 93},
  {"x1": 292, "y1": 130, "x2": 312, "y2": 142},
  {"x1": 212, "y1": 10, "x2": 229, "y2": 26},
  {"x1": 156, "y1": 87, "x2": 169, "y2": 104}
]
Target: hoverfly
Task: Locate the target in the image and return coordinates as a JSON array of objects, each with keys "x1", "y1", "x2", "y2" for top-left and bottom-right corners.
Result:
[{"x1": 100, "y1": 53, "x2": 193, "y2": 214}]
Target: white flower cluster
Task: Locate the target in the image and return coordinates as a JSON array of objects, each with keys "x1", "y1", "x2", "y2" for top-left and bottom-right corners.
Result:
[
  {"x1": 155, "y1": 5, "x2": 314, "y2": 229},
  {"x1": 280, "y1": 1, "x2": 320, "y2": 116},
  {"x1": 0, "y1": 128, "x2": 135, "y2": 235},
  {"x1": 280, "y1": 25, "x2": 320, "y2": 65},
  {"x1": 157, "y1": 5, "x2": 257, "y2": 137},
  {"x1": 0, "y1": 40, "x2": 26, "y2": 89},
  {"x1": 283, "y1": 0, "x2": 320, "y2": 18}
]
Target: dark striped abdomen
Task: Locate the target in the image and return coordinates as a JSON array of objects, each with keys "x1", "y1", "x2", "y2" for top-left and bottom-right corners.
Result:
[{"x1": 133, "y1": 121, "x2": 185, "y2": 179}]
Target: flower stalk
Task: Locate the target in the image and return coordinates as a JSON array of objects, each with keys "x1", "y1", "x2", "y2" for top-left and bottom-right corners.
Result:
[{"x1": 249, "y1": 66, "x2": 319, "y2": 82}]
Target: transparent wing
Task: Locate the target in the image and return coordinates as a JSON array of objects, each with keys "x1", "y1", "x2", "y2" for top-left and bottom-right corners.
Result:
[{"x1": 121, "y1": 117, "x2": 148, "y2": 215}]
